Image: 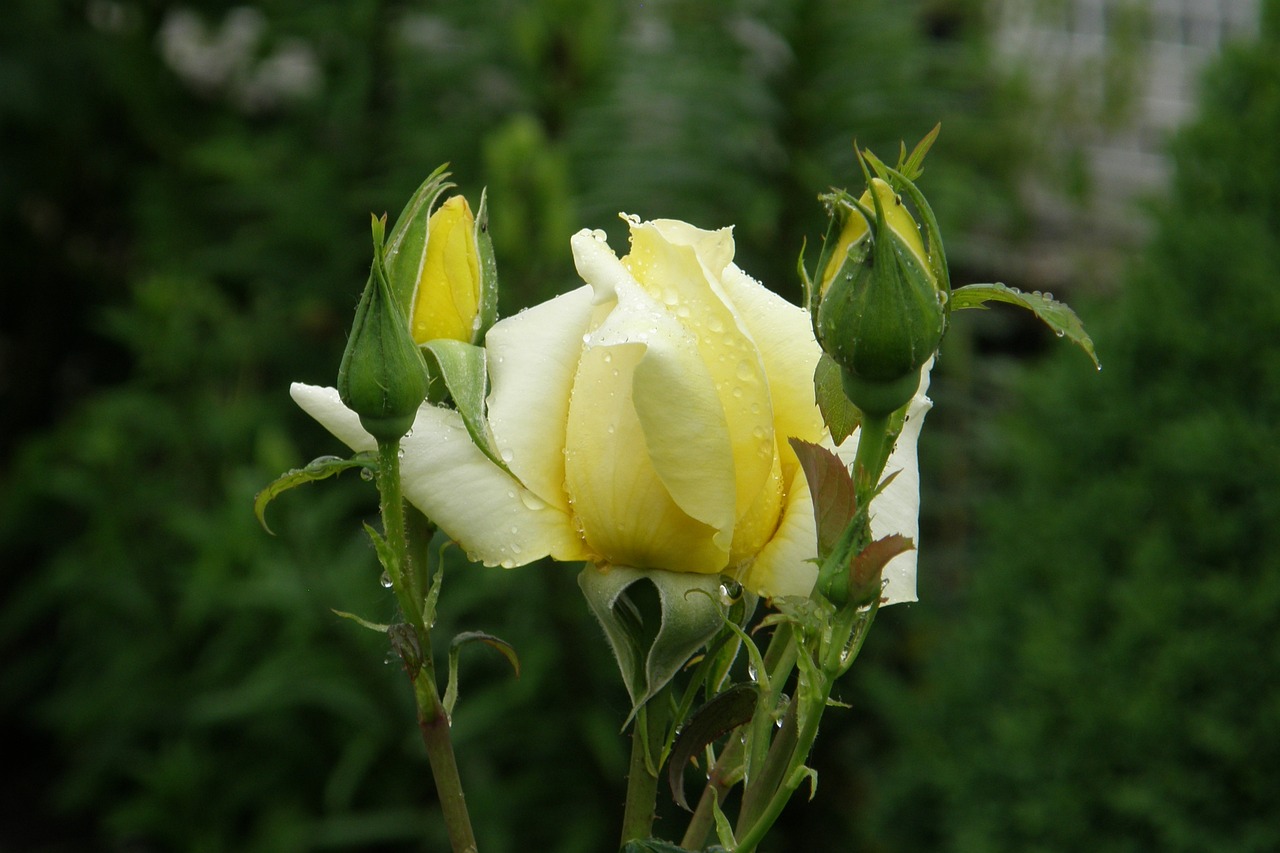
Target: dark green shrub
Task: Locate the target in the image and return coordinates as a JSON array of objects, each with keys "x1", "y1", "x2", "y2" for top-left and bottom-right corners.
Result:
[{"x1": 868, "y1": 6, "x2": 1280, "y2": 851}]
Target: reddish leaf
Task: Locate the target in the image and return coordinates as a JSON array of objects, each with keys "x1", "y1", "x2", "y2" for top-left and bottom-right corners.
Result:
[
  {"x1": 789, "y1": 438, "x2": 856, "y2": 559},
  {"x1": 851, "y1": 534, "x2": 915, "y2": 603}
]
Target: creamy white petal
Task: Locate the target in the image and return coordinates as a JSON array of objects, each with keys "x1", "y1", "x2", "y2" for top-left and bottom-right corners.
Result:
[
  {"x1": 739, "y1": 468, "x2": 819, "y2": 599},
  {"x1": 290, "y1": 383, "x2": 587, "y2": 567},
  {"x1": 485, "y1": 285, "x2": 595, "y2": 513},
  {"x1": 399, "y1": 404, "x2": 589, "y2": 566},
  {"x1": 290, "y1": 383, "x2": 378, "y2": 452},
  {"x1": 836, "y1": 363, "x2": 933, "y2": 605}
]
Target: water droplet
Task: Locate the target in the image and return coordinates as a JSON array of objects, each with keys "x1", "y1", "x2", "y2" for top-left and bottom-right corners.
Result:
[
  {"x1": 752, "y1": 426, "x2": 767, "y2": 439},
  {"x1": 708, "y1": 316, "x2": 725, "y2": 333},
  {"x1": 519, "y1": 491, "x2": 548, "y2": 511},
  {"x1": 750, "y1": 402, "x2": 761, "y2": 414},
  {"x1": 603, "y1": 352, "x2": 613, "y2": 364},
  {"x1": 732, "y1": 386, "x2": 743, "y2": 399},
  {"x1": 380, "y1": 571, "x2": 393, "y2": 588},
  {"x1": 511, "y1": 544, "x2": 523, "y2": 555},
  {"x1": 607, "y1": 424, "x2": 616, "y2": 434},
  {"x1": 501, "y1": 448, "x2": 514, "y2": 463},
  {"x1": 510, "y1": 525, "x2": 519, "y2": 534},
  {"x1": 359, "y1": 468, "x2": 375, "y2": 481},
  {"x1": 736, "y1": 360, "x2": 754, "y2": 381}
]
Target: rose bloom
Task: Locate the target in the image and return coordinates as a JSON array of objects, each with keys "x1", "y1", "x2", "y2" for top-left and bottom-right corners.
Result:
[{"x1": 293, "y1": 216, "x2": 929, "y2": 602}]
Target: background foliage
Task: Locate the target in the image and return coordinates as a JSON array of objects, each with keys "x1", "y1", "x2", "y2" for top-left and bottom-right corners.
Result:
[{"x1": 1, "y1": 0, "x2": 1273, "y2": 851}]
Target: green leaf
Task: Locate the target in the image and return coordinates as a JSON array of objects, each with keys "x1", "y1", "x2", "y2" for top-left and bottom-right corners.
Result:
[
  {"x1": 813, "y1": 353, "x2": 861, "y2": 444},
  {"x1": 668, "y1": 682, "x2": 759, "y2": 810},
  {"x1": 330, "y1": 609, "x2": 393, "y2": 633},
  {"x1": 443, "y1": 631, "x2": 521, "y2": 716},
  {"x1": 254, "y1": 453, "x2": 376, "y2": 534},
  {"x1": 362, "y1": 521, "x2": 397, "y2": 579},
  {"x1": 419, "y1": 339, "x2": 513, "y2": 474},
  {"x1": 712, "y1": 792, "x2": 737, "y2": 849},
  {"x1": 578, "y1": 566, "x2": 726, "y2": 719},
  {"x1": 951, "y1": 282, "x2": 1099, "y2": 368},
  {"x1": 789, "y1": 438, "x2": 856, "y2": 560}
]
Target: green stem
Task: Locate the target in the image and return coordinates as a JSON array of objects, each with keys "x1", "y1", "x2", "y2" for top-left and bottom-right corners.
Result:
[
  {"x1": 377, "y1": 441, "x2": 477, "y2": 853},
  {"x1": 733, "y1": 694, "x2": 825, "y2": 853},
  {"x1": 853, "y1": 412, "x2": 892, "y2": 500},
  {"x1": 377, "y1": 441, "x2": 426, "y2": 635},
  {"x1": 734, "y1": 696, "x2": 800, "y2": 840},
  {"x1": 735, "y1": 608, "x2": 881, "y2": 853},
  {"x1": 620, "y1": 694, "x2": 670, "y2": 846},
  {"x1": 680, "y1": 735, "x2": 743, "y2": 850},
  {"x1": 414, "y1": 677, "x2": 479, "y2": 853}
]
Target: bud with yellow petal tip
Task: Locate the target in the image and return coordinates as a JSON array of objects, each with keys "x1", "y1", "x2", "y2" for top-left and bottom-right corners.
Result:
[
  {"x1": 807, "y1": 135, "x2": 949, "y2": 418},
  {"x1": 383, "y1": 167, "x2": 497, "y2": 348},
  {"x1": 336, "y1": 214, "x2": 430, "y2": 443}
]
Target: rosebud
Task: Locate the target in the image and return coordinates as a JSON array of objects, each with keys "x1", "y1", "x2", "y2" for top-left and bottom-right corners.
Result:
[
  {"x1": 383, "y1": 169, "x2": 497, "y2": 347},
  {"x1": 336, "y1": 215, "x2": 430, "y2": 443},
  {"x1": 813, "y1": 176, "x2": 946, "y2": 417}
]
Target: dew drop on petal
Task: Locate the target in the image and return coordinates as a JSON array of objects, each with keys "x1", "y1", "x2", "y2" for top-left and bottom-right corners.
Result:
[{"x1": 519, "y1": 491, "x2": 548, "y2": 511}]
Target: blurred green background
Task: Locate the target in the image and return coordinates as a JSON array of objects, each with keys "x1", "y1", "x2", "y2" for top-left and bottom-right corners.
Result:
[{"x1": 3, "y1": 1, "x2": 1278, "y2": 850}]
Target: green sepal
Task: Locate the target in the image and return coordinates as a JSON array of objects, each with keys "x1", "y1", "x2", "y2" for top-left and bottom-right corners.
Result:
[
  {"x1": 951, "y1": 282, "x2": 1099, "y2": 368},
  {"x1": 813, "y1": 354, "x2": 861, "y2": 445},
  {"x1": 668, "y1": 682, "x2": 758, "y2": 810},
  {"x1": 254, "y1": 452, "x2": 376, "y2": 534},
  {"x1": 443, "y1": 631, "x2": 520, "y2": 717},
  {"x1": 578, "y1": 566, "x2": 726, "y2": 720},
  {"x1": 383, "y1": 164, "x2": 454, "y2": 314},
  {"x1": 420, "y1": 338, "x2": 513, "y2": 475},
  {"x1": 472, "y1": 188, "x2": 500, "y2": 344}
]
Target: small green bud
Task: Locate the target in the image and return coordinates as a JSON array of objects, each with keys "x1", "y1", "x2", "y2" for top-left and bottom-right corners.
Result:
[
  {"x1": 814, "y1": 175, "x2": 947, "y2": 417},
  {"x1": 337, "y1": 214, "x2": 430, "y2": 443}
]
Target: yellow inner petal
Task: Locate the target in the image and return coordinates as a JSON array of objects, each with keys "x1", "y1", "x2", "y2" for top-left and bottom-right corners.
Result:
[
  {"x1": 411, "y1": 196, "x2": 480, "y2": 344},
  {"x1": 623, "y1": 222, "x2": 776, "y2": 533},
  {"x1": 565, "y1": 341, "x2": 728, "y2": 574}
]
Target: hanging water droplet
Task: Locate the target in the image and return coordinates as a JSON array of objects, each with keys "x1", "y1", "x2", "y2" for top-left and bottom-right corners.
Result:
[
  {"x1": 360, "y1": 468, "x2": 375, "y2": 481},
  {"x1": 519, "y1": 491, "x2": 547, "y2": 511},
  {"x1": 380, "y1": 570, "x2": 393, "y2": 589},
  {"x1": 501, "y1": 448, "x2": 515, "y2": 463}
]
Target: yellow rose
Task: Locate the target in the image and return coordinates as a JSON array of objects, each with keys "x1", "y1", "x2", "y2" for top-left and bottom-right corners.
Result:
[{"x1": 293, "y1": 216, "x2": 928, "y2": 602}]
